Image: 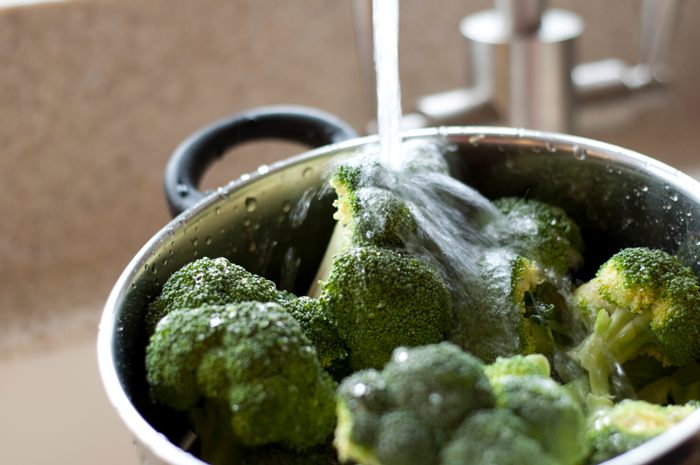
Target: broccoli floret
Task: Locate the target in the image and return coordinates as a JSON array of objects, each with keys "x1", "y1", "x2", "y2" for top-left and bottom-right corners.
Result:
[
  {"x1": 382, "y1": 344, "x2": 496, "y2": 432},
  {"x1": 492, "y1": 197, "x2": 585, "y2": 277},
  {"x1": 145, "y1": 302, "x2": 337, "y2": 464},
  {"x1": 637, "y1": 363, "x2": 700, "y2": 405},
  {"x1": 440, "y1": 409, "x2": 559, "y2": 465},
  {"x1": 586, "y1": 400, "x2": 698, "y2": 464},
  {"x1": 450, "y1": 249, "x2": 540, "y2": 363},
  {"x1": 283, "y1": 295, "x2": 347, "y2": 367},
  {"x1": 485, "y1": 354, "x2": 552, "y2": 384},
  {"x1": 495, "y1": 375, "x2": 588, "y2": 465},
  {"x1": 320, "y1": 247, "x2": 452, "y2": 370},
  {"x1": 235, "y1": 436, "x2": 341, "y2": 465},
  {"x1": 334, "y1": 343, "x2": 495, "y2": 465},
  {"x1": 570, "y1": 248, "x2": 700, "y2": 400},
  {"x1": 145, "y1": 257, "x2": 283, "y2": 335}
]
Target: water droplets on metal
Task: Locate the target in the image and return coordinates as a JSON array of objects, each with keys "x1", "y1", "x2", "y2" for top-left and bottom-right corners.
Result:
[
  {"x1": 240, "y1": 173, "x2": 251, "y2": 181},
  {"x1": 257, "y1": 164, "x2": 270, "y2": 175},
  {"x1": 572, "y1": 145, "x2": 586, "y2": 160},
  {"x1": 245, "y1": 197, "x2": 258, "y2": 212}
]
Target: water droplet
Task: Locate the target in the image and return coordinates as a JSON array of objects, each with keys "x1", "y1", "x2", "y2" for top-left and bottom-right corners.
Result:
[
  {"x1": 517, "y1": 128, "x2": 526, "y2": 138},
  {"x1": 144, "y1": 264, "x2": 149, "y2": 271},
  {"x1": 282, "y1": 201, "x2": 291, "y2": 213},
  {"x1": 429, "y1": 393, "x2": 443, "y2": 405},
  {"x1": 396, "y1": 350, "x2": 409, "y2": 363},
  {"x1": 215, "y1": 207, "x2": 221, "y2": 215},
  {"x1": 468, "y1": 134, "x2": 485, "y2": 146},
  {"x1": 240, "y1": 173, "x2": 251, "y2": 181},
  {"x1": 243, "y1": 218, "x2": 251, "y2": 227},
  {"x1": 193, "y1": 250, "x2": 198, "y2": 256},
  {"x1": 152, "y1": 264, "x2": 157, "y2": 274},
  {"x1": 253, "y1": 222, "x2": 260, "y2": 230},
  {"x1": 162, "y1": 259, "x2": 168, "y2": 265},
  {"x1": 257, "y1": 164, "x2": 270, "y2": 175},
  {"x1": 638, "y1": 181, "x2": 649, "y2": 192},
  {"x1": 669, "y1": 191, "x2": 678, "y2": 201},
  {"x1": 176, "y1": 184, "x2": 189, "y2": 195},
  {"x1": 352, "y1": 383, "x2": 367, "y2": 397},
  {"x1": 206, "y1": 236, "x2": 212, "y2": 245},
  {"x1": 572, "y1": 145, "x2": 586, "y2": 160},
  {"x1": 209, "y1": 316, "x2": 222, "y2": 328},
  {"x1": 166, "y1": 228, "x2": 175, "y2": 238},
  {"x1": 248, "y1": 242, "x2": 257, "y2": 252},
  {"x1": 192, "y1": 237, "x2": 199, "y2": 246},
  {"x1": 246, "y1": 197, "x2": 257, "y2": 212},
  {"x1": 545, "y1": 142, "x2": 557, "y2": 153}
]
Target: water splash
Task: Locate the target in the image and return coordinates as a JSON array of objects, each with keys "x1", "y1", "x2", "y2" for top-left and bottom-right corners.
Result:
[{"x1": 373, "y1": 0, "x2": 403, "y2": 169}]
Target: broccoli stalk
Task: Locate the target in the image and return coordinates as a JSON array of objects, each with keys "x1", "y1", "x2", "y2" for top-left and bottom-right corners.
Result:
[{"x1": 569, "y1": 248, "x2": 700, "y2": 400}]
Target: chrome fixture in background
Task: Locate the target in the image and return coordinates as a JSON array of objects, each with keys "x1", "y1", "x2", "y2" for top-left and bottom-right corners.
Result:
[{"x1": 354, "y1": 0, "x2": 682, "y2": 134}]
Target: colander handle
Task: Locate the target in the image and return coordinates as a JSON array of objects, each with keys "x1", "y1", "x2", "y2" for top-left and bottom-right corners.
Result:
[{"x1": 164, "y1": 105, "x2": 359, "y2": 217}]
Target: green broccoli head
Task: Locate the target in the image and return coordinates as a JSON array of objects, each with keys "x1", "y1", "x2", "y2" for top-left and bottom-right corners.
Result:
[
  {"x1": 485, "y1": 354, "x2": 552, "y2": 385},
  {"x1": 334, "y1": 343, "x2": 494, "y2": 465},
  {"x1": 382, "y1": 343, "x2": 496, "y2": 432},
  {"x1": 492, "y1": 197, "x2": 585, "y2": 277},
  {"x1": 495, "y1": 375, "x2": 588, "y2": 465},
  {"x1": 450, "y1": 249, "x2": 540, "y2": 363},
  {"x1": 283, "y1": 296, "x2": 347, "y2": 367},
  {"x1": 586, "y1": 400, "x2": 698, "y2": 464},
  {"x1": 440, "y1": 409, "x2": 559, "y2": 465},
  {"x1": 144, "y1": 257, "x2": 283, "y2": 335},
  {"x1": 320, "y1": 247, "x2": 452, "y2": 370},
  {"x1": 145, "y1": 302, "x2": 337, "y2": 463},
  {"x1": 570, "y1": 247, "x2": 700, "y2": 399}
]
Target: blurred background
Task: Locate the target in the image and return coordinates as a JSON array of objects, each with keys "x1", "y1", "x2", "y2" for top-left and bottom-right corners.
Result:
[{"x1": 0, "y1": 0, "x2": 698, "y2": 463}]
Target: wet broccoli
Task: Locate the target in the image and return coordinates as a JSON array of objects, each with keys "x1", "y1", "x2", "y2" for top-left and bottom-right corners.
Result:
[
  {"x1": 494, "y1": 375, "x2": 588, "y2": 465},
  {"x1": 485, "y1": 354, "x2": 552, "y2": 384},
  {"x1": 319, "y1": 247, "x2": 452, "y2": 371},
  {"x1": 145, "y1": 302, "x2": 337, "y2": 465},
  {"x1": 334, "y1": 343, "x2": 495, "y2": 465},
  {"x1": 569, "y1": 247, "x2": 700, "y2": 400},
  {"x1": 440, "y1": 409, "x2": 559, "y2": 465},
  {"x1": 283, "y1": 295, "x2": 347, "y2": 367},
  {"x1": 144, "y1": 257, "x2": 284, "y2": 335},
  {"x1": 450, "y1": 249, "x2": 540, "y2": 363},
  {"x1": 586, "y1": 400, "x2": 698, "y2": 464},
  {"x1": 637, "y1": 363, "x2": 700, "y2": 405},
  {"x1": 492, "y1": 197, "x2": 585, "y2": 278}
]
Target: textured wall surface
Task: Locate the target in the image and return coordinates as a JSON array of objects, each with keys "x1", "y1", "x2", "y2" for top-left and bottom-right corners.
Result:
[{"x1": 0, "y1": 0, "x2": 698, "y2": 358}]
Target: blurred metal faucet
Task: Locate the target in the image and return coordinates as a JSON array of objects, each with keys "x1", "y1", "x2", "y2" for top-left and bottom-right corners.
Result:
[{"x1": 354, "y1": 0, "x2": 681, "y2": 134}]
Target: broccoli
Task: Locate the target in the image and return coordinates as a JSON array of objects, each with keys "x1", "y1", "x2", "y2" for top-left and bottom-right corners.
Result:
[
  {"x1": 283, "y1": 295, "x2": 347, "y2": 367},
  {"x1": 334, "y1": 343, "x2": 495, "y2": 465},
  {"x1": 491, "y1": 197, "x2": 585, "y2": 278},
  {"x1": 440, "y1": 409, "x2": 559, "y2": 465},
  {"x1": 145, "y1": 302, "x2": 337, "y2": 465},
  {"x1": 144, "y1": 257, "x2": 284, "y2": 335},
  {"x1": 494, "y1": 375, "x2": 589, "y2": 465},
  {"x1": 586, "y1": 400, "x2": 698, "y2": 464},
  {"x1": 450, "y1": 249, "x2": 540, "y2": 364},
  {"x1": 637, "y1": 363, "x2": 700, "y2": 405},
  {"x1": 319, "y1": 247, "x2": 452, "y2": 370},
  {"x1": 569, "y1": 247, "x2": 700, "y2": 400},
  {"x1": 484, "y1": 354, "x2": 552, "y2": 384}
]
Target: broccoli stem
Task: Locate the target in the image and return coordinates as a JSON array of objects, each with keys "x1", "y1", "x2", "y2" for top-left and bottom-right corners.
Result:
[
  {"x1": 573, "y1": 308, "x2": 656, "y2": 399},
  {"x1": 308, "y1": 221, "x2": 348, "y2": 298}
]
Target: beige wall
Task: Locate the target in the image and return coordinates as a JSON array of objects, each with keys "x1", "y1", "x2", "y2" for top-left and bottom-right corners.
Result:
[{"x1": 0, "y1": 0, "x2": 699, "y2": 359}]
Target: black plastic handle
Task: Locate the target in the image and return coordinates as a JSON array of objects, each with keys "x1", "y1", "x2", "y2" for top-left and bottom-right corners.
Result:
[{"x1": 164, "y1": 105, "x2": 359, "y2": 217}]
